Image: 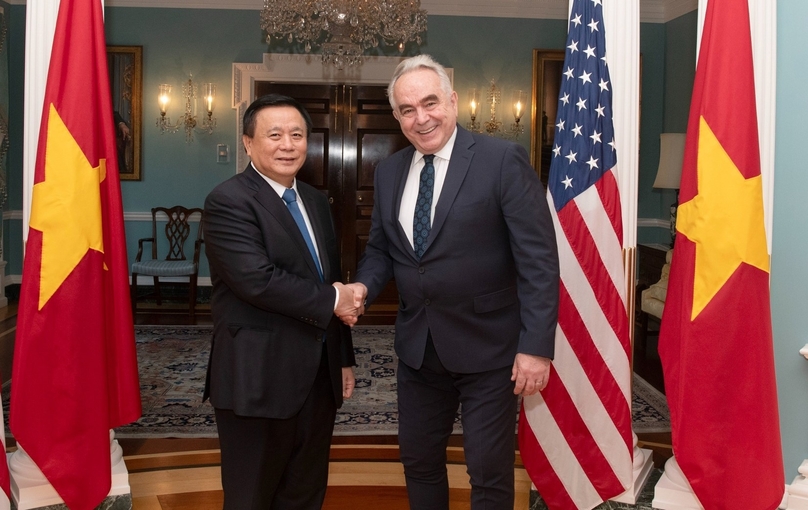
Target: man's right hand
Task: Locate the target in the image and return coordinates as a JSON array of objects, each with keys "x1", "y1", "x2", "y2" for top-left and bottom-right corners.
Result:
[{"x1": 333, "y1": 282, "x2": 367, "y2": 327}]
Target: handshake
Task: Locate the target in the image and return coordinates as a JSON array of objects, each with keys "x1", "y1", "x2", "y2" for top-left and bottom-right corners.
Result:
[{"x1": 332, "y1": 282, "x2": 368, "y2": 327}]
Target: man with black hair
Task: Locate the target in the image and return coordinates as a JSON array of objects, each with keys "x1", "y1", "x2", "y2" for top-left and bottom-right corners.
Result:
[{"x1": 203, "y1": 94, "x2": 361, "y2": 509}]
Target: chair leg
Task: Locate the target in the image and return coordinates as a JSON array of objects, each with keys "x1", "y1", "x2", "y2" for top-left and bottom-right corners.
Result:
[
  {"x1": 153, "y1": 276, "x2": 162, "y2": 305},
  {"x1": 189, "y1": 276, "x2": 198, "y2": 319},
  {"x1": 131, "y1": 273, "x2": 139, "y2": 317}
]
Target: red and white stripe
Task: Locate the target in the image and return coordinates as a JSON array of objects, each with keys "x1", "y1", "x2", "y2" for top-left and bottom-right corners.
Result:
[{"x1": 519, "y1": 168, "x2": 633, "y2": 510}]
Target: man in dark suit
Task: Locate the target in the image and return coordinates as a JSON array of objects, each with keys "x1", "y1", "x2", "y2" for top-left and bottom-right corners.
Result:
[
  {"x1": 343, "y1": 55, "x2": 560, "y2": 509},
  {"x1": 203, "y1": 94, "x2": 360, "y2": 509}
]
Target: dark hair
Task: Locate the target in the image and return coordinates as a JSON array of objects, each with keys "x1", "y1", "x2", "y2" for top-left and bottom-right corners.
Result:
[{"x1": 242, "y1": 94, "x2": 313, "y2": 138}]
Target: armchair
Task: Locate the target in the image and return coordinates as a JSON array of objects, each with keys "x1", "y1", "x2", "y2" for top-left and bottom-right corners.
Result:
[{"x1": 131, "y1": 206, "x2": 204, "y2": 317}]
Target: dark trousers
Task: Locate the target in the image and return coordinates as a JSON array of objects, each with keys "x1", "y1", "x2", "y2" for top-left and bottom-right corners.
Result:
[
  {"x1": 397, "y1": 337, "x2": 518, "y2": 510},
  {"x1": 214, "y1": 353, "x2": 336, "y2": 510}
]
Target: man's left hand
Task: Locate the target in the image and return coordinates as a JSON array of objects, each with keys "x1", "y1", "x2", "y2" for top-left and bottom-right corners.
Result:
[
  {"x1": 511, "y1": 353, "x2": 552, "y2": 396},
  {"x1": 342, "y1": 366, "x2": 356, "y2": 398}
]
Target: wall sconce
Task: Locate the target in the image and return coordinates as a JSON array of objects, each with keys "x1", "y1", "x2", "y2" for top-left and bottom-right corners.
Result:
[
  {"x1": 466, "y1": 82, "x2": 525, "y2": 140},
  {"x1": 466, "y1": 88, "x2": 481, "y2": 133},
  {"x1": 156, "y1": 75, "x2": 216, "y2": 143},
  {"x1": 653, "y1": 133, "x2": 687, "y2": 245}
]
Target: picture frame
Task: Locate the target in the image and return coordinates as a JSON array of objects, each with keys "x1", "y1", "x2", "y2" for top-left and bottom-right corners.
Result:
[
  {"x1": 530, "y1": 49, "x2": 565, "y2": 186},
  {"x1": 106, "y1": 45, "x2": 142, "y2": 181}
]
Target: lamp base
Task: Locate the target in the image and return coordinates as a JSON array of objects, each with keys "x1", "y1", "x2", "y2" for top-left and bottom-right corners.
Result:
[{"x1": 669, "y1": 189, "x2": 680, "y2": 247}]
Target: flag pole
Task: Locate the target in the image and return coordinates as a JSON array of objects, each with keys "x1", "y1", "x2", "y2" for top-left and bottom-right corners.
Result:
[
  {"x1": 7, "y1": 0, "x2": 60, "y2": 504},
  {"x1": 602, "y1": 0, "x2": 654, "y2": 504}
]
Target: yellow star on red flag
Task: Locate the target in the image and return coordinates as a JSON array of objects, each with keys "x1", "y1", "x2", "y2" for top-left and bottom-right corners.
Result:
[
  {"x1": 676, "y1": 116, "x2": 769, "y2": 320},
  {"x1": 29, "y1": 104, "x2": 106, "y2": 310}
]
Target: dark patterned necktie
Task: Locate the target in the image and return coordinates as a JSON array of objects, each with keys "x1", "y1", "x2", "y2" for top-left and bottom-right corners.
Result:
[
  {"x1": 413, "y1": 154, "x2": 435, "y2": 259},
  {"x1": 282, "y1": 188, "x2": 324, "y2": 281}
]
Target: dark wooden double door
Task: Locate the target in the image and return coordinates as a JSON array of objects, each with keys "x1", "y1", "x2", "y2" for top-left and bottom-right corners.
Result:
[{"x1": 255, "y1": 82, "x2": 410, "y2": 323}]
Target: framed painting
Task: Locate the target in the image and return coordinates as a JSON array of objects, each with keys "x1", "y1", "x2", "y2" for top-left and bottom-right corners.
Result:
[
  {"x1": 530, "y1": 49, "x2": 565, "y2": 186},
  {"x1": 106, "y1": 45, "x2": 142, "y2": 181}
]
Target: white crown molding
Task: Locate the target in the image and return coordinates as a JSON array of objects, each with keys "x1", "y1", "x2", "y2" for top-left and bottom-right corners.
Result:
[
  {"x1": 5, "y1": 0, "x2": 696, "y2": 24},
  {"x1": 637, "y1": 218, "x2": 670, "y2": 229}
]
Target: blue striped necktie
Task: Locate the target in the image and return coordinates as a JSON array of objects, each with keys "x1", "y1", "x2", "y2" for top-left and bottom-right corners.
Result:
[
  {"x1": 413, "y1": 154, "x2": 435, "y2": 259},
  {"x1": 282, "y1": 188, "x2": 323, "y2": 281}
]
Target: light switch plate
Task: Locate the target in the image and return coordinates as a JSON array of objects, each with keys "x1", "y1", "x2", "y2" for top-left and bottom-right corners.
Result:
[{"x1": 217, "y1": 144, "x2": 230, "y2": 163}]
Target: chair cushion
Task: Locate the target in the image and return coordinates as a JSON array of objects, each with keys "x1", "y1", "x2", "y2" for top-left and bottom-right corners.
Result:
[
  {"x1": 645, "y1": 280, "x2": 668, "y2": 302},
  {"x1": 640, "y1": 248, "x2": 674, "y2": 319},
  {"x1": 641, "y1": 289, "x2": 665, "y2": 318},
  {"x1": 132, "y1": 260, "x2": 197, "y2": 277}
]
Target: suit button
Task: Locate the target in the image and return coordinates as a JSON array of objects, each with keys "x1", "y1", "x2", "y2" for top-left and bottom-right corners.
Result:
[
  {"x1": 418, "y1": 267, "x2": 425, "y2": 274},
  {"x1": 425, "y1": 299, "x2": 431, "y2": 306}
]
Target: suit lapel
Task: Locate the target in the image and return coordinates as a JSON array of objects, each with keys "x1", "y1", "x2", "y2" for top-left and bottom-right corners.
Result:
[
  {"x1": 298, "y1": 184, "x2": 331, "y2": 281},
  {"x1": 246, "y1": 167, "x2": 323, "y2": 281},
  {"x1": 392, "y1": 147, "x2": 416, "y2": 256},
  {"x1": 425, "y1": 127, "x2": 474, "y2": 256}
]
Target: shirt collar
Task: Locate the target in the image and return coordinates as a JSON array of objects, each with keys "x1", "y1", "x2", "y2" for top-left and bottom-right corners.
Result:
[
  {"x1": 251, "y1": 161, "x2": 298, "y2": 198},
  {"x1": 414, "y1": 125, "x2": 458, "y2": 164}
]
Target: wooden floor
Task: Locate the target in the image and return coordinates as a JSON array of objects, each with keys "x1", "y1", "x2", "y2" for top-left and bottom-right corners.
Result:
[{"x1": 5, "y1": 298, "x2": 672, "y2": 509}]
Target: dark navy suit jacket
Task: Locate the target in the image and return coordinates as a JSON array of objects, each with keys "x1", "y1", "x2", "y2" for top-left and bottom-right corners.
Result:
[
  {"x1": 202, "y1": 165, "x2": 355, "y2": 419},
  {"x1": 356, "y1": 125, "x2": 559, "y2": 373}
]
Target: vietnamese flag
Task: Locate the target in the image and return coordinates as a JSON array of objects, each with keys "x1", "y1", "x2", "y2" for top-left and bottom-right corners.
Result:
[
  {"x1": 9, "y1": 0, "x2": 141, "y2": 508},
  {"x1": 658, "y1": 0, "x2": 784, "y2": 508}
]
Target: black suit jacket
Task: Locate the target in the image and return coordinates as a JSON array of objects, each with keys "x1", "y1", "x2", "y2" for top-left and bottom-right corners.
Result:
[
  {"x1": 355, "y1": 126, "x2": 559, "y2": 373},
  {"x1": 202, "y1": 165, "x2": 355, "y2": 419}
]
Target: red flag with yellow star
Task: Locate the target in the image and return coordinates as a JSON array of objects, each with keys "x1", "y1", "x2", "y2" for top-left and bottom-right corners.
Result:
[
  {"x1": 658, "y1": 0, "x2": 783, "y2": 508},
  {"x1": 9, "y1": 0, "x2": 141, "y2": 508}
]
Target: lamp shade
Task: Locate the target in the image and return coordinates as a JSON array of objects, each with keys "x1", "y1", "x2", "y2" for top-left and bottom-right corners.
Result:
[{"x1": 653, "y1": 133, "x2": 686, "y2": 189}]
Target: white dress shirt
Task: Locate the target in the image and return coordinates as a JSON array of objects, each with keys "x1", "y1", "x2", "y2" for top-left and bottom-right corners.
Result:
[
  {"x1": 255, "y1": 165, "x2": 323, "y2": 266},
  {"x1": 398, "y1": 127, "x2": 457, "y2": 248},
  {"x1": 253, "y1": 164, "x2": 341, "y2": 309}
]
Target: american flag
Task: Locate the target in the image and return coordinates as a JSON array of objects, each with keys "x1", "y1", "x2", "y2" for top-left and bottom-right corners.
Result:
[{"x1": 518, "y1": 0, "x2": 634, "y2": 508}]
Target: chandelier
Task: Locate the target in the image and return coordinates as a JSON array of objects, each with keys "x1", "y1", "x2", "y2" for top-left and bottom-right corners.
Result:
[{"x1": 260, "y1": 0, "x2": 428, "y2": 69}]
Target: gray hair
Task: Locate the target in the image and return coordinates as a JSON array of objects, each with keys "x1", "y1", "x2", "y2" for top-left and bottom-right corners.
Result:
[{"x1": 387, "y1": 54, "x2": 453, "y2": 110}]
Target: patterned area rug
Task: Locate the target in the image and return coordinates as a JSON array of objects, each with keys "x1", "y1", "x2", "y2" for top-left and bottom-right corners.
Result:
[{"x1": 32, "y1": 325, "x2": 666, "y2": 438}]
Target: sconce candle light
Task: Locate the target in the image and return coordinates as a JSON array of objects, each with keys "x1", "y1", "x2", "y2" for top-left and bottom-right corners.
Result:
[
  {"x1": 466, "y1": 88, "x2": 480, "y2": 133},
  {"x1": 466, "y1": 81, "x2": 525, "y2": 140},
  {"x1": 156, "y1": 75, "x2": 216, "y2": 143}
]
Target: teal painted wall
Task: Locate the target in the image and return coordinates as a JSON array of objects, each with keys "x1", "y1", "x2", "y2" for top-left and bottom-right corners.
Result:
[
  {"x1": 637, "y1": 11, "x2": 697, "y2": 247},
  {"x1": 0, "y1": 8, "x2": 674, "y2": 280},
  {"x1": 637, "y1": 22, "x2": 667, "y2": 246},
  {"x1": 104, "y1": 8, "x2": 261, "y2": 277},
  {"x1": 663, "y1": 11, "x2": 697, "y2": 133},
  {"x1": 773, "y1": 0, "x2": 808, "y2": 482}
]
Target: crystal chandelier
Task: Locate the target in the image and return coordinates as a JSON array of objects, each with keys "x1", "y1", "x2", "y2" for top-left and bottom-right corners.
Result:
[{"x1": 260, "y1": 0, "x2": 428, "y2": 69}]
